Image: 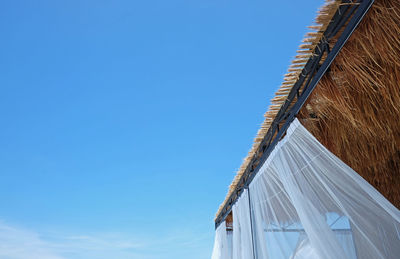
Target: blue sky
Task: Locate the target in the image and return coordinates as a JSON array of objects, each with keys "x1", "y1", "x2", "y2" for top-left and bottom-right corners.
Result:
[{"x1": 0, "y1": 1, "x2": 323, "y2": 258}]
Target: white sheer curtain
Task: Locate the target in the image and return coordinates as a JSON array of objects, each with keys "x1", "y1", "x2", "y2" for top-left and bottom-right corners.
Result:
[
  {"x1": 212, "y1": 221, "x2": 230, "y2": 259},
  {"x1": 227, "y1": 230, "x2": 233, "y2": 259},
  {"x1": 232, "y1": 189, "x2": 254, "y2": 259},
  {"x1": 249, "y1": 118, "x2": 400, "y2": 259}
]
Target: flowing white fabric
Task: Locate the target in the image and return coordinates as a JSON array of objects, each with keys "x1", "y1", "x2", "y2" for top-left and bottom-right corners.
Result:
[
  {"x1": 249, "y1": 118, "x2": 400, "y2": 259},
  {"x1": 232, "y1": 189, "x2": 254, "y2": 259},
  {"x1": 227, "y1": 230, "x2": 233, "y2": 259},
  {"x1": 212, "y1": 221, "x2": 230, "y2": 259}
]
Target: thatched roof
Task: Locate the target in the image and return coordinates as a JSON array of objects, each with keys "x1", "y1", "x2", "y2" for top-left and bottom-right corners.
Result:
[
  {"x1": 298, "y1": 0, "x2": 400, "y2": 208},
  {"x1": 216, "y1": 0, "x2": 400, "y2": 219}
]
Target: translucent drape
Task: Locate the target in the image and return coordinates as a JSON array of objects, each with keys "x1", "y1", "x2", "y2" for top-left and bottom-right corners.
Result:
[
  {"x1": 227, "y1": 230, "x2": 233, "y2": 258},
  {"x1": 249, "y1": 118, "x2": 400, "y2": 259},
  {"x1": 212, "y1": 221, "x2": 230, "y2": 259},
  {"x1": 232, "y1": 189, "x2": 254, "y2": 259}
]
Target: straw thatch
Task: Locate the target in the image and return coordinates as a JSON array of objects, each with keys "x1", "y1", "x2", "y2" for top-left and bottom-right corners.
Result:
[
  {"x1": 216, "y1": 0, "x2": 400, "y2": 219},
  {"x1": 298, "y1": 0, "x2": 400, "y2": 208},
  {"x1": 216, "y1": 0, "x2": 341, "y2": 218}
]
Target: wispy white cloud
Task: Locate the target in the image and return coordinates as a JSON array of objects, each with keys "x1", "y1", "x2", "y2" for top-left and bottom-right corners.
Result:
[
  {"x1": 0, "y1": 221, "x2": 63, "y2": 259},
  {"x1": 0, "y1": 220, "x2": 212, "y2": 259}
]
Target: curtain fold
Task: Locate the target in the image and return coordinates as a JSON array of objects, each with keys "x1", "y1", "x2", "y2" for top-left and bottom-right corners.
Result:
[
  {"x1": 232, "y1": 189, "x2": 254, "y2": 259},
  {"x1": 211, "y1": 221, "x2": 230, "y2": 259},
  {"x1": 249, "y1": 118, "x2": 400, "y2": 259}
]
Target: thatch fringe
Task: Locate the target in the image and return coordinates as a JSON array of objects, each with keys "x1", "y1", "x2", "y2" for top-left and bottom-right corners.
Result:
[
  {"x1": 299, "y1": 0, "x2": 400, "y2": 208},
  {"x1": 215, "y1": 0, "x2": 341, "y2": 219}
]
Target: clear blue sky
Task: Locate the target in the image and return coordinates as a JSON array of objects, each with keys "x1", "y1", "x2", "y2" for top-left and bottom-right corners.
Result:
[{"x1": 0, "y1": 1, "x2": 323, "y2": 258}]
